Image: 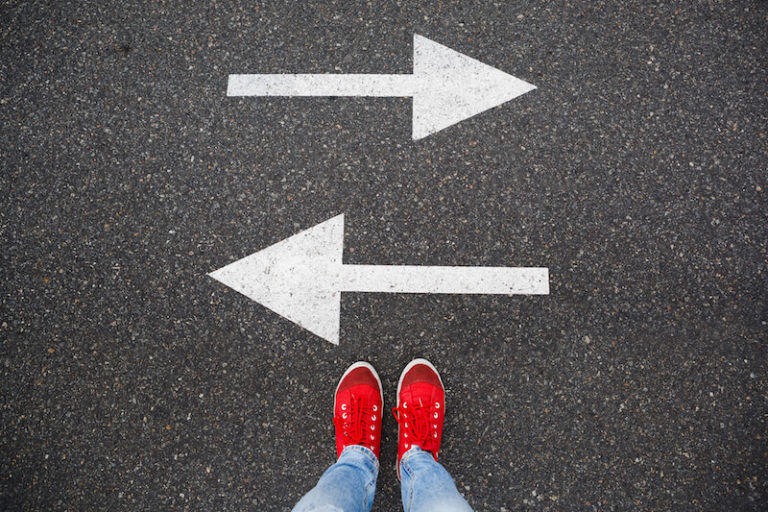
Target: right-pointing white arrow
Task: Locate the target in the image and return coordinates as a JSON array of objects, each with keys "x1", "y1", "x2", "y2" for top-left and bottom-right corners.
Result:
[
  {"x1": 228, "y1": 34, "x2": 536, "y2": 140},
  {"x1": 209, "y1": 215, "x2": 549, "y2": 345}
]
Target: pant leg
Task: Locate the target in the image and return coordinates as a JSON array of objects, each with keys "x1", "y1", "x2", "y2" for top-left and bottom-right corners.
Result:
[
  {"x1": 399, "y1": 447, "x2": 473, "y2": 512},
  {"x1": 292, "y1": 445, "x2": 379, "y2": 512}
]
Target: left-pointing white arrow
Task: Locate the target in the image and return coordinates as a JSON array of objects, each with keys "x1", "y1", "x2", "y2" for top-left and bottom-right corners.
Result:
[
  {"x1": 228, "y1": 34, "x2": 536, "y2": 140},
  {"x1": 209, "y1": 215, "x2": 549, "y2": 345}
]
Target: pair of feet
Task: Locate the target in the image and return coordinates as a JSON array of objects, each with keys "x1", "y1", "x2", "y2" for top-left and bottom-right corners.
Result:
[{"x1": 333, "y1": 359, "x2": 445, "y2": 479}]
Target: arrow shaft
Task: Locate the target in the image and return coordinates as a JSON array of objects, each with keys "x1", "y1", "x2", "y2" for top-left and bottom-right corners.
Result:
[
  {"x1": 339, "y1": 264, "x2": 549, "y2": 295},
  {"x1": 227, "y1": 74, "x2": 416, "y2": 97}
]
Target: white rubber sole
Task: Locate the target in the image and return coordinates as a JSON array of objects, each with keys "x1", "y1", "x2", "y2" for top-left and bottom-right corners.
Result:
[{"x1": 334, "y1": 361, "x2": 384, "y2": 409}]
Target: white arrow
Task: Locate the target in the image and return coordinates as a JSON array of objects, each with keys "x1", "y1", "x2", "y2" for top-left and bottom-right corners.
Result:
[
  {"x1": 228, "y1": 34, "x2": 536, "y2": 140},
  {"x1": 209, "y1": 215, "x2": 549, "y2": 345}
]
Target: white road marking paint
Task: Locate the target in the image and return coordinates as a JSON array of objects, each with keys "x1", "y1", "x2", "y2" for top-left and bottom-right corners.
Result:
[
  {"x1": 228, "y1": 34, "x2": 536, "y2": 140},
  {"x1": 209, "y1": 215, "x2": 549, "y2": 345}
]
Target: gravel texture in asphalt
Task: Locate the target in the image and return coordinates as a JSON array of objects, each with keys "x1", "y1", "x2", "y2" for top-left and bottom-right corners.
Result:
[{"x1": 1, "y1": 1, "x2": 766, "y2": 510}]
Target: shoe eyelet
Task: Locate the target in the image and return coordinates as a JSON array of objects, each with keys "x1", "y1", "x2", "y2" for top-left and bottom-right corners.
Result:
[
  {"x1": 371, "y1": 415, "x2": 377, "y2": 420},
  {"x1": 341, "y1": 404, "x2": 346, "y2": 410},
  {"x1": 370, "y1": 425, "x2": 375, "y2": 431},
  {"x1": 433, "y1": 424, "x2": 437, "y2": 429},
  {"x1": 403, "y1": 402, "x2": 407, "y2": 409},
  {"x1": 433, "y1": 432, "x2": 438, "y2": 438},
  {"x1": 435, "y1": 402, "x2": 440, "y2": 409},
  {"x1": 433, "y1": 412, "x2": 438, "y2": 419},
  {"x1": 373, "y1": 405, "x2": 378, "y2": 412},
  {"x1": 404, "y1": 433, "x2": 408, "y2": 438},
  {"x1": 370, "y1": 434, "x2": 375, "y2": 440},
  {"x1": 342, "y1": 413, "x2": 347, "y2": 419},
  {"x1": 405, "y1": 443, "x2": 409, "y2": 448}
]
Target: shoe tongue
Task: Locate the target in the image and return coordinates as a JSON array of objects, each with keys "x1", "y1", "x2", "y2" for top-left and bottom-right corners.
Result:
[
  {"x1": 337, "y1": 385, "x2": 380, "y2": 411},
  {"x1": 406, "y1": 382, "x2": 442, "y2": 405}
]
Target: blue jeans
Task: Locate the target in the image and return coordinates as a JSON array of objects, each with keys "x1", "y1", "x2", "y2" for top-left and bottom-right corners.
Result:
[{"x1": 292, "y1": 445, "x2": 473, "y2": 512}]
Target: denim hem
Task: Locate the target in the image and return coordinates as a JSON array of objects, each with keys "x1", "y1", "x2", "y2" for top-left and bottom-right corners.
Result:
[
  {"x1": 399, "y1": 445, "x2": 429, "y2": 478},
  {"x1": 339, "y1": 444, "x2": 380, "y2": 474}
]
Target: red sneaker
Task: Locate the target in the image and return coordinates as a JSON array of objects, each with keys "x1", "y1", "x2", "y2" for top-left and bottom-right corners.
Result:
[
  {"x1": 392, "y1": 358, "x2": 445, "y2": 478},
  {"x1": 333, "y1": 362, "x2": 384, "y2": 459}
]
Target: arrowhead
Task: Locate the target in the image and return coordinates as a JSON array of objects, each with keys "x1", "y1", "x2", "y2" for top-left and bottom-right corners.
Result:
[
  {"x1": 411, "y1": 34, "x2": 536, "y2": 140},
  {"x1": 209, "y1": 215, "x2": 345, "y2": 344}
]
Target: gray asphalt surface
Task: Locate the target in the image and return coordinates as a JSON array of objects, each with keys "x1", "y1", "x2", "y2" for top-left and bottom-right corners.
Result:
[{"x1": 2, "y1": 1, "x2": 767, "y2": 510}]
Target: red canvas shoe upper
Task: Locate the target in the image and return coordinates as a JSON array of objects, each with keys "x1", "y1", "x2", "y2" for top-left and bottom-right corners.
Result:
[
  {"x1": 333, "y1": 363, "x2": 383, "y2": 459},
  {"x1": 392, "y1": 359, "x2": 445, "y2": 477}
]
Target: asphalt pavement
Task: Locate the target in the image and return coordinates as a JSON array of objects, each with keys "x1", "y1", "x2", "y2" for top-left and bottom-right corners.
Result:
[{"x1": 1, "y1": 1, "x2": 766, "y2": 510}]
